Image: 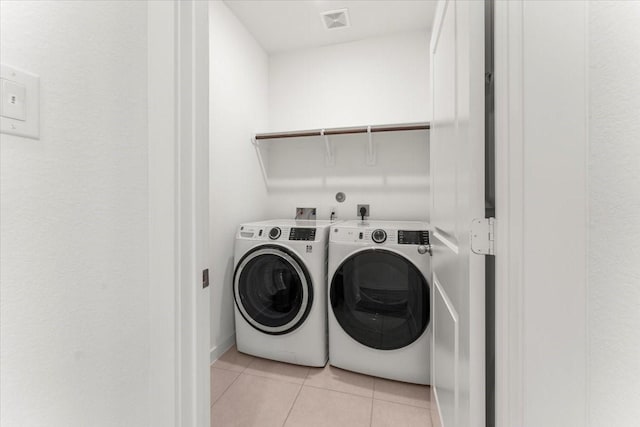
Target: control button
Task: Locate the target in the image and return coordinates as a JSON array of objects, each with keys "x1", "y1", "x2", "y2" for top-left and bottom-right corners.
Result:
[
  {"x1": 359, "y1": 232, "x2": 363, "y2": 239},
  {"x1": 372, "y1": 229, "x2": 387, "y2": 244},
  {"x1": 269, "y1": 227, "x2": 281, "y2": 240},
  {"x1": 418, "y1": 245, "x2": 428, "y2": 254}
]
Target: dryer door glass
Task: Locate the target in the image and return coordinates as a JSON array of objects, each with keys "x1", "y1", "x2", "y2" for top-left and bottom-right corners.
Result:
[
  {"x1": 330, "y1": 249, "x2": 429, "y2": 350},
  {"x1": 235, "y1": 247, "x2": 313, "y2": 335}
]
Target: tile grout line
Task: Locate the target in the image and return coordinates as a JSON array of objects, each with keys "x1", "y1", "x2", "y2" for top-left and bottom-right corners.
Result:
[
  {"x1": 369, "y1": 378, "x2": 377, "y2": 426},
  {"x1": 372, "y1": 396, "x2": 431, "y2": 410},
  {"x1": 209, "y1": 363, "x2": 252, "y2": 374},
  {"x1": 243, "y1": 356, "x2": 258, "y2": 372},
  {"x1": 371, "y1": 378, "x2": 431, "y2": 409},
  {"x1": 210, "y1": 354, "x2": 256, "y2": 373},
  {"x1": 281, "y1": 383, "x2": 305, "y2": 427},
  {"x1": 301, "y1": 382, "x2": 374, "y2": 400},
  {"x1": 239, "y1": 369, "x2": 309, "y2": 386},
  {"x1": 302, "y1": 383, "x2": 377, "y2": 401},
  {"x1": 303, "y1": 363, "x2": 377, "y2": 400},
  {"x1": 237, "y1": 366, "x2": 429, "y2": 406},
  {"x1": 210, "y1": 369, "x2": 243, "y2": 409},
  {"x1": 210, "y1": 349, "x2": 253, "y2": 410}
]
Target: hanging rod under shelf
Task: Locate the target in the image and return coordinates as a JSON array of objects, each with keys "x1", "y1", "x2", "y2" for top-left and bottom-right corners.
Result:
[{"x1": 254, "y1": 122, "x2": 430, "y2": 140}]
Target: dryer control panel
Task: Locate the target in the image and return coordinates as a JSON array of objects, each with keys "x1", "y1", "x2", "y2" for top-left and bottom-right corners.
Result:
[
  {"x1": 331, "y1": 227, "x2": 397, "y2": 245},
  {"x1": 331, "y1": 223, "x2": 429, "y2": 246},
  {"x1": 398, "y1": 230, "x2": 430, "y2": 245}
]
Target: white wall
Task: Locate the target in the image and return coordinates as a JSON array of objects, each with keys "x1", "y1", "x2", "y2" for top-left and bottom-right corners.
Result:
[
  {"x1": 264, "y1": 131, "x2": 429, "y2": 222},
  {"x1": 588, "y1": 2, "x2": 640, "y2": 426},
  {"x1": 265, "y1": 30, "x2": 431, "y2": 222},
  {"x1": 521, "y1": 2, "x2": 588, "y2": 425},
  {"x1": 209, "y1": 0, "x2": 269, "y2": 360},
  {"x1": 0, "y1": 2, "x2": 149, "y2": 426},
  {"x1": 269, "y1": 30, "x2": 431, "y2": 130}
]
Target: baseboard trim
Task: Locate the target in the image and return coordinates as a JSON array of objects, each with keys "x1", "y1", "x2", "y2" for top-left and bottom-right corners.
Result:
[{"x1": 209, "y1": 333, "x2": 235, "y2": 365}]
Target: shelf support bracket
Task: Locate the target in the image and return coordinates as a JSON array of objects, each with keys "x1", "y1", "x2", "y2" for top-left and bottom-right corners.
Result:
[
  {"x1": 366, "y1": 125, "x2": 376, "y2": 166},
  {"x1": 252, "y1": 136, "x2": 270, "y2": 187},
  {"x1": 322, "y1": 129, "x2": 335, "y2": 166}
]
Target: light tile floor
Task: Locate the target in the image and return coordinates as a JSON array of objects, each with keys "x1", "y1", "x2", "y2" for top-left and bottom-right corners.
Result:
[{"x1": 211, "y1": 346, "x2": 432, "y2": 427}]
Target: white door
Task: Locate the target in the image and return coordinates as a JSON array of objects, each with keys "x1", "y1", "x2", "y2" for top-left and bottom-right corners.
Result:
[
  {"x1": 148, "y1": 1, "x2": 210, "y2": 426},
  {"x1": 430, "y1": 1, "x2": 486, "y2": 426}
]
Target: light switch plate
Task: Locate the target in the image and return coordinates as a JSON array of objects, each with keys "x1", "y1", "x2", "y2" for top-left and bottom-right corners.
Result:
[
  {"x1": 1, "y1": 79, "x2": 27, "y2": 121},
  {"x1": 1, "y1": 64, "x2": 40, "y2": 139}
]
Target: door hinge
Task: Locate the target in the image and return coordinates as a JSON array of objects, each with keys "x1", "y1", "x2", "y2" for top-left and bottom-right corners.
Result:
[{"x1": 471, "y1": 217, "x2": 495, "y2": 256}]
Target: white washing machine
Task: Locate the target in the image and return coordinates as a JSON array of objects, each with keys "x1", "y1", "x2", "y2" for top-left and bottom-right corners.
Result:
[
  {"x1": 233, "y1": 219, "x2": 333, "y2": 367},
  {"x1": 328, "y1": 220, "x2": 432, "y2": 384}
]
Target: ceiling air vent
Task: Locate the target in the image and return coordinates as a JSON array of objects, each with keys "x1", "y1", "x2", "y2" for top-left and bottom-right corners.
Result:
[{"x1": 321, "y1": 9, "x2": 350, "y2": 30}]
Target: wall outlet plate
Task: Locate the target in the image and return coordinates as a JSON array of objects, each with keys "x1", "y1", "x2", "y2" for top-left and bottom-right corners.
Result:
[
  {"x1": 1, "y1": 64, "x2": 40, "y2": 139},
  {"x1": 357, "y1": 204, "x2": 370, "y2": 218},
  {"x1": 295, "y1": 207, "x2": 317, "y2": 220}
]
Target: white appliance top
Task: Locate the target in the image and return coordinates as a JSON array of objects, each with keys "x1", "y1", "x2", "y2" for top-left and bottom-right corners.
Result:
[
  {"x1": 236, "y1": 219, "x2": 336, "y2": 243},
  {"x1": 242, "y1": 219, "x2": 335, "y2": 229},
  {"x1": 332, "y1": 220, "x2": 429, "y2": 230}
]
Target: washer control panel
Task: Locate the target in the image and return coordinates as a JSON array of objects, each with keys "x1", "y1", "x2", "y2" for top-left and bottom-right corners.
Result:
[
  {"x1": 289, "y1": 227, "x2": 316, "y2": 241},
  {"x1": 237, "y1": 225, "x2": 318, "y2": 241}
]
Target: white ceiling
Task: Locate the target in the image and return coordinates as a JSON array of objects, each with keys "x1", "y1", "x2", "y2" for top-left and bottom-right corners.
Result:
[{"x1": 223, "y1": 0, "x2": 438, "y2": 53}]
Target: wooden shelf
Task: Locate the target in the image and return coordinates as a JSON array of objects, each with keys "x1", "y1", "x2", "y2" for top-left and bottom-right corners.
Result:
[
  {"x1": 254, "y1": 122, "x2": 430, "y2": 140},
  {"x1": 251, "y1": 122, "x2": 430, "y2": 180}
]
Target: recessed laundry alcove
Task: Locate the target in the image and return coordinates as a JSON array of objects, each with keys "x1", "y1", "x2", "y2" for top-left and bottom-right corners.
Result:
[{"x1": 209, "y1": 0, "x2": 434, "y2": 418}]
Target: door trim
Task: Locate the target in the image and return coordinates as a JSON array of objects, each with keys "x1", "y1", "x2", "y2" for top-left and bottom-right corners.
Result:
[
  {"x1": 148, "y1": 1, "x2": 210, "y2": 426},
  {"x1": 432, "y1": 272, "x2": 460, "y2": 427},
  {"x1": 494, "y1": 2, "x2": 589, "y2": 425},
  {"x1": 494, "y1": 1, "x2": 525, "y2": 426}
]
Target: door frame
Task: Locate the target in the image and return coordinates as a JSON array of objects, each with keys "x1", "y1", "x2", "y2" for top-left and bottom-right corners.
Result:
[
  {"x1": 149, "y1": 1, "x2": 595, "y2": 426},
  {"x1": 148, "y1": 1, "x2": 210, "y2": 426},
  {"x1": 493, "y1": 1, "x2": 525, "y2": 425},
  {"x1": 493, "y1": 1, "x2": 589, "y2": 426}
]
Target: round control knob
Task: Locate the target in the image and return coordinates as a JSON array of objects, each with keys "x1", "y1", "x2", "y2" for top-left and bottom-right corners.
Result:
[
  {"x1": 371, "y1": 229, "x2": 387, "y2": 244},
  {"x1": 268, "y1": 227, "x2": 281, "y2": 240},
  {"x1": 418, "y1": 245, "x2": 433, "y2": 256}
]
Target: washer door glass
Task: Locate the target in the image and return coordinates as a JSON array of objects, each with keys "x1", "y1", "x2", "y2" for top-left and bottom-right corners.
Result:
[
  {"x1": 330, "y1": 249, "x2": 429, "y2": 350},
  {"x1": 234, "y1": 247, "x2": 312, "y2": 335}
]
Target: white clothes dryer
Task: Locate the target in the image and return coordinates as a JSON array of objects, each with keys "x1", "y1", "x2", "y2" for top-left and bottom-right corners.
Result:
[
  {"x1": 328, "y1": 220, "x2": 432, "y2": 384},
  {"x1": 233, "y1": 219, "x2": 333, "y2": 367}
]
